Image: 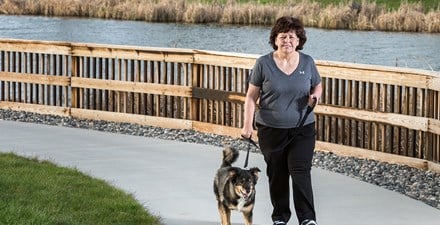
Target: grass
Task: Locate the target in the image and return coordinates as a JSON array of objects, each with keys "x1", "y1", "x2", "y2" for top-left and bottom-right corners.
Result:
[
  {"x1": 0, "y1": 0, "x2": 439, "y2": 32},
  {"x1": 196, "y1": 0, "x2": 439, "y2": 11},
  {"x1": 312, "y1": 0, "x2": 438, "y2": 11},
  {"x1": 0, "y1": 152, "x2": 162, "y2": 225}
]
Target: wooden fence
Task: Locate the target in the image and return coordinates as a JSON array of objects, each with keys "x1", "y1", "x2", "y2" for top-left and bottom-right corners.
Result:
[{"x1": 0, "y1": 39, "x2": 439, "y2": 172}]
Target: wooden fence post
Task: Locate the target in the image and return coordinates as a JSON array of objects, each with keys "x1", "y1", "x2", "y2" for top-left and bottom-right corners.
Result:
[
  {"x1": 70, "y1": 55, "x2": 78, "y2": 113},
  {"x1": 190, "y1": 63, "x2": 200, "y2": 126}
]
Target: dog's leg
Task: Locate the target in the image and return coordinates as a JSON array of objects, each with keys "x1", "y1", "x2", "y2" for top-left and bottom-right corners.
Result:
[
  {"x1": 218, "y1": 202, "x2": 231, "y2": 225},
  {"x1": 243, "y1": 210, "x2": 253, "y2": 225}
]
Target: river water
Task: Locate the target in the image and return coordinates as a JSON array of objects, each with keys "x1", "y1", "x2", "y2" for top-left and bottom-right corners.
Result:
[{"x1": 1, "y1": 15, "x2": 439, "y2": 71}]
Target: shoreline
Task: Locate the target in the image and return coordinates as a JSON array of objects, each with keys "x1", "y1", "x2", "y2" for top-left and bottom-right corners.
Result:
[{"x1": 0, "y1": 0, "x2": 439, "y2": 33}]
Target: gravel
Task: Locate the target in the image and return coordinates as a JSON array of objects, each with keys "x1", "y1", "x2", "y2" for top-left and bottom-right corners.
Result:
[{"x1": 0, "y1": 109, "x2": 439, "y2": 210}]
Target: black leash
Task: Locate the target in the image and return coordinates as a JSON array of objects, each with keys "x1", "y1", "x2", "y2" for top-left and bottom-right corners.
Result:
[
  {"x1": 298, "y1": 96, "x2": 317, "y2": 128},
  {"x1": 241, "y1": 96, "x2": 317, "y2": 168},
  {"x1": 241, "y1": 134, "x2": 259, "y2": 168}
]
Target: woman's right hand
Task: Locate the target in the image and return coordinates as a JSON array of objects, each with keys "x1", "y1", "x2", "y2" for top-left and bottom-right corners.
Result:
[{"x1": 241, "y1": 126, "x2": 253, "y2": 139}]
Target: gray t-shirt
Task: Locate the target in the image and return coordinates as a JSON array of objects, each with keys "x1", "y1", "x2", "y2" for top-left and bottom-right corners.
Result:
[{"x1": 249, "y1": 52, "x2": 321, "y2": 128}]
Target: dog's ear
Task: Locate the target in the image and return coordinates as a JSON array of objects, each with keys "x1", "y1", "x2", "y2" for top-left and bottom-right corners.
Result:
[
  {"x1": 227, "y1": 167, "x2": 240, "y2": 180},
  {"x1": 249, "y1": 167, "x2": 261, "y2": 180}
]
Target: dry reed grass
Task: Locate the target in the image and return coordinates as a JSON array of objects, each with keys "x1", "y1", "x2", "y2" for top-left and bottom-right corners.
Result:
[
  {"x1": 376, "y1": 2, "x2": 426, "y2": 32},
  {"x1": 0, "y1": 0, "x2": 438, "y2": 32},
  {"x1": 184, "y1": 2, "x2": 223, "y2": 23},
  {"x1": 221, "y1": 2, "x2": 277, "y2": 25}
]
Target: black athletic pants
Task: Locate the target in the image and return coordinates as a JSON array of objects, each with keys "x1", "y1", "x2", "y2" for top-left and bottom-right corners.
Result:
[{"x1": 257, "y1": 122, "x2": 316, "y2": 224}]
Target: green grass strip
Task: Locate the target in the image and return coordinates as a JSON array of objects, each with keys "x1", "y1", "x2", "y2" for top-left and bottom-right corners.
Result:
[{"x1": 0, "y1": 152, "x2": 162, "y2": 225}]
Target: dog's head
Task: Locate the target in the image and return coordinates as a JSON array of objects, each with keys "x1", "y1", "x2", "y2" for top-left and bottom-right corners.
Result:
[{"x1": 228, "y1": 167, "x2": 261, "y2": 199}]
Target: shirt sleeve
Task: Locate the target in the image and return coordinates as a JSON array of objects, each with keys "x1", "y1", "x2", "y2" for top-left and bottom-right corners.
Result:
[
  {"x1": 249, "y1": 57, "x2": 264, "y2": 87},
  {"x1": 310, "y1": 58, "x2": 321, "y2": 87}
]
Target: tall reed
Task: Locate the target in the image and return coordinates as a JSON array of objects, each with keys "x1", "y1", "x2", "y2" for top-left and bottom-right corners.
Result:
[
  {"x1": 184, "y1": 2, "x2": 223, "y2": 23},
  {"x1": 376, "y1": 2, "x2": 425, "y2": 32},
  {"x1": 0, "y1": 0, "x2": 438, "y2": 32}
]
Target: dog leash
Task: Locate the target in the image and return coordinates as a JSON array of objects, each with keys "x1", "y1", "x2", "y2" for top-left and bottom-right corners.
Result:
[
  {"x1": 298, "y1": 96, "x2": 317, "y2": 128},
  {"x1": 241, "y1": 96, "x2": 317, "y2": 168},
  {"x1": 241, "y1": 134, "x2": 259, "y2": 168}
]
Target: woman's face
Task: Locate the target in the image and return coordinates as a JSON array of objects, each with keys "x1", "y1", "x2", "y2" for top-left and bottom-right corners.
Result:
[{"x1": 275, "y1": 30, "x2": 299, "y2": 53}]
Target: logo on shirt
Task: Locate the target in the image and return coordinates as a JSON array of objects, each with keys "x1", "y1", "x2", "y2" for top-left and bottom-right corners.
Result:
[{"x1": 299, "y1": 70, "x2": 305, "y2": 74}]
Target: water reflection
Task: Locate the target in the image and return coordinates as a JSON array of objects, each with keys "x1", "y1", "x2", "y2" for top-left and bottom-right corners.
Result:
[{"x1": 0, "y1": 15, "x2": 439, "y2": 71}]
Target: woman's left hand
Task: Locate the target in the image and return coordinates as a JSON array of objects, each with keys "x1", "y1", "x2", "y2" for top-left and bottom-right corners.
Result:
[{"x1": 309, "y1": 94, "x2": 318, "y2": 107}]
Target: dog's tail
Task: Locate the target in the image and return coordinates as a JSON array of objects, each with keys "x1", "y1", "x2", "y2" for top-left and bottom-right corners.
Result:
[{"x1": 221, "y1": 146, "x2": 239, "y2": 168}]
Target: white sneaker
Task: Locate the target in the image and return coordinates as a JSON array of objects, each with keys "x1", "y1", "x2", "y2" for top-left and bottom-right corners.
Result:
[{"x1": 301, "y1": 219, "x2": 317, "y2": 225}]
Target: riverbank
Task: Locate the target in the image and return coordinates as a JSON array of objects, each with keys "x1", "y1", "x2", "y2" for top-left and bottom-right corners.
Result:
[{"x1": 0, "y1": 0, "x2": 439, "y2": 32}]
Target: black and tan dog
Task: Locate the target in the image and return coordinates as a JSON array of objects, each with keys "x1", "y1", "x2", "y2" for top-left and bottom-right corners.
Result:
[{"x1": 213, "y1": 147, "x2": 261, "y2": 225}]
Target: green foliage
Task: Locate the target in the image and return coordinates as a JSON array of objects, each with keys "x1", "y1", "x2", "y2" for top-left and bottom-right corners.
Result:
[
  {"x1": 0, "y1": 153, "x2": 162, "y2": 225},
  {"x1": 371, "y1": 0, "x2": 438, "y2": 10}
]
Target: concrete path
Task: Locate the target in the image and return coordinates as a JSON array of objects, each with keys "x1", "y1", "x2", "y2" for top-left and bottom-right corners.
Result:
[{"x1": 0, "y1": 120, "x2": 438, "y2": 225}]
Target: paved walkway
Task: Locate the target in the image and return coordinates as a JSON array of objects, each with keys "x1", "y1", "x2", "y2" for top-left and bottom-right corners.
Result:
[{"x1": 0, "y1": 120, "x2": 439, "y2": 225}]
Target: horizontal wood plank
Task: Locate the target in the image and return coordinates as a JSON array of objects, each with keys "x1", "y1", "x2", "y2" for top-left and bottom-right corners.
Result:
[
  {"x1": 427, "y1": 162, "x2": 440, "y2": 174},
  {"x1": 0, "y1": 39, "x2": 71, "y2": 54},
  {"x1": 0, "y1": 72, "x2": 70, "y2": 86},
  {"x1": 71, "y1": 108, "x2": 192, "y2": 129},
  {"x1": 0, "y1": 101, "x2": 69, "y2": 116},
  {"x1": 317, "y1": 65, "x2": 430, "y2": 89},
  {"x1": 192, "y1": 87, "x2": 245, "y2": 103},
  {"x1": 315, "y1": 105, "x2": 430, "y2": 132},
  {"x1": 428, "y1": 76, "x2": 440, "y2": 91},
  {"x1": 71, "y1": 77, "x2": 192, "y2": 97},
  {"x1": 71, "y1": 42, "x2": 195, "y2": 63},
  {"x1": 316, "y1": 60, "x2": 440, "y2": 77},
  {"x1": 71, "y1": 46, "x2": 165, "y2": 61},
  {"x1": 429, "y1": 118, "x2": 440, "y2": 134},
  {"x1": 194, "y1": 50, "x2": 257, "y2": 68},
  {"x1": 192, "y1": 121, "x2": 243, "y2": 138},
  {"x1": 315, "y1": 141, "x2": 429, "y2": 170}
]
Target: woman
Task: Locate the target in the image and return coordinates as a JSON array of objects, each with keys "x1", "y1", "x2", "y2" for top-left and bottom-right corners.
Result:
[{"x1": 241, "y1": 16, "x2": 322, "y2": 225}]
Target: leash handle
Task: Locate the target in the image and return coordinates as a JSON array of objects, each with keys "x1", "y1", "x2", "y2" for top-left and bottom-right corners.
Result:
[
  {"x1": 298, "y1": 96, "x2": 317, "y2": 128},
  {"x1": 241, "y1": 134, "x2": 259, "y2": 148}
]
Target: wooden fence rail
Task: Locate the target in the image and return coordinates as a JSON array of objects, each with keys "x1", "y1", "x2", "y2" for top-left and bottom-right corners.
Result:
[{"x1": 1, "y1": 39, "x2": 439, "y2": 172}]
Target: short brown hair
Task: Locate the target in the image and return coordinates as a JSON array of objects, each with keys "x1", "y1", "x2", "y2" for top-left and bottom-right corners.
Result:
[{"x1": 269, "y1": 16, "x2": 307, "y2": 51}]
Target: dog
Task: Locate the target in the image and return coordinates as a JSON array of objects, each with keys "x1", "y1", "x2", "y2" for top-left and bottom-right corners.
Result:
[{"x1": 213, "y1": 146, "x2": 261, "y2": 225}]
